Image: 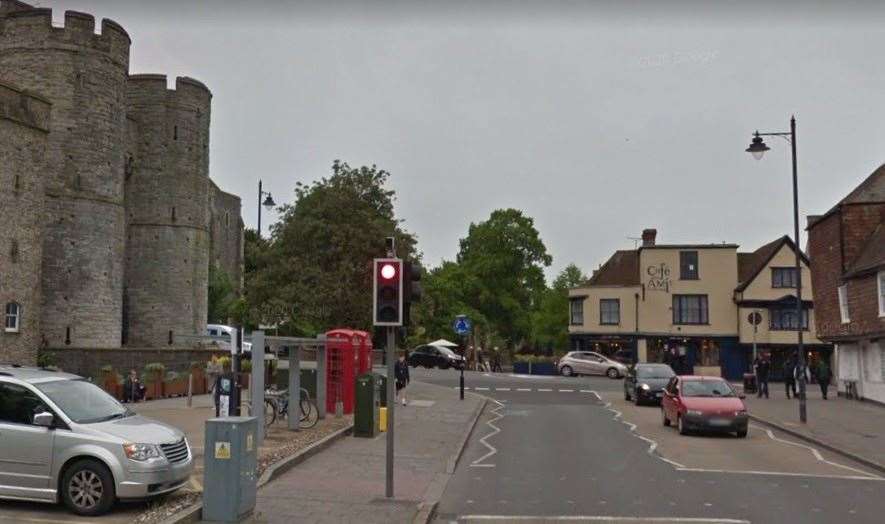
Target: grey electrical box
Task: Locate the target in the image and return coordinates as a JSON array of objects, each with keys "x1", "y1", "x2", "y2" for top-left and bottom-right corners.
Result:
[{"x1": 203, "y1": 416, "x2": 258, "y2": 523}]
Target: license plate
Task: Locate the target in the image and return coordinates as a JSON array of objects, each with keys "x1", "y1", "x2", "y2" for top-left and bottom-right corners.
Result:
[
  {"x1": 709, "y1": 418, "x2": 731, "y2": 427},
  {"x1": 655, "y1": 392, "x2": 663, "y2": 398}
]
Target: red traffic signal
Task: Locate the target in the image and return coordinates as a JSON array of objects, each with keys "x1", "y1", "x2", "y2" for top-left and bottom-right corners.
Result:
[
  {"x1": 373, "y1": 258, "x2": 402, "y2": 326},
  {"x1": 380, "y1": 263, "x2": 397, "y2": 280}
]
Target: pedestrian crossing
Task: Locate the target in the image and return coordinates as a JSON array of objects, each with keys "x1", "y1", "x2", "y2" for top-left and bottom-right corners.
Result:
[{"x1": 455, "y1": 386, "x2": 596, "y2": 394}]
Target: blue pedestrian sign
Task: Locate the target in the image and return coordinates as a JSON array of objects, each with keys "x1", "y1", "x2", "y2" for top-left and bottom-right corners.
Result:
[{"x1": 453, "y1": 315, "x2": 472, "y2": 335}]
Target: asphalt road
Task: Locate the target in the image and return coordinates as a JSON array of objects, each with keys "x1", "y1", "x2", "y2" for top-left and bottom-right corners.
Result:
[{"x1": 415, "y1": 368, "x2": 885, "y2": 524}]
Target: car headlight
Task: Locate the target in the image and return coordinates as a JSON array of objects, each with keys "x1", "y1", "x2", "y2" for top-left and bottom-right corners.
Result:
[
  {"x1": 640, "y1": 384, "x2": 650, "y2": 390},
  {"x1": 686, "y1": 410, "x2": 703, "y2": 417},
  {"x1": 123, "y1": 443, "x2": 162, "y2": 461}
]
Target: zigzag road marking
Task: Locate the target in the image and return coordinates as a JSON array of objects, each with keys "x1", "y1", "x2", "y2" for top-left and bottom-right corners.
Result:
[{"x1": 470, "y1": 398, "x2": 506, "y2": 468}]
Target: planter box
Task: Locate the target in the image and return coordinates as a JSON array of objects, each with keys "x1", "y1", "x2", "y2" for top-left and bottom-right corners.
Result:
[
  {"x1": 164, "y1": 378, "x2": 188, "y2": 397},
  {"x1": 530, "y1": 362, "x2": 557, "y2": 376},
  {"x1": 145, "y1": 381, "x2": 164, "y2": 400},
  {"x1": 102, "y1": 382, "x2": 123, "y2": 400}
]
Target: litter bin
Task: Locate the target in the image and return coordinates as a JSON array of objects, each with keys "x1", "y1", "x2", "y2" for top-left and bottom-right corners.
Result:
[
  {"x1": 203, "y1": 416, "x2": 258, "y2": 523},
  {"x1": 354, "y1": 373, "x2": 380, "y2": 437},
  {"x1": 743, "y1": 373, "x2": 757, "y2": 394}
]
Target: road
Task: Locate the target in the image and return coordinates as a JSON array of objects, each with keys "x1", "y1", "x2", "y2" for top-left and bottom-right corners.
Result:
[{"x1": 415, "y1": 368, "x2": 885, "y2": 524}]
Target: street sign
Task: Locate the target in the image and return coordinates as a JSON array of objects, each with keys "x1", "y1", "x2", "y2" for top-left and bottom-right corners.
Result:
[
  {"x1": 748, "y1": 311, "x2": 763, "y2": 326},
  {"x1": 453, "y1": 315, "x2": 472, "y2": 335}
]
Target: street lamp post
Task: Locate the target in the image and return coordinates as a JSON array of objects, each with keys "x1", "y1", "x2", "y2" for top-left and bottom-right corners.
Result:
[
  {"x1": 257, "y1": 180, "x2": 276, "y2": 238},
  {"x1": 745, "y1": 116, "x2": 807, "y2": 424}
]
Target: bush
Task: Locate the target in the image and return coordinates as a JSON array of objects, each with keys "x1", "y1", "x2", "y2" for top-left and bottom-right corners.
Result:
[
  {"x1": 144, "y1": 362, "x2": 166, "y2": 382},
  {"x1": 513, "y1": 354, "x2": 557, "y2": 365},
  {"x1": 37, "y1": 352, "x2": 56, "y2": 369},
  {"x1": 241, "y1": 359, "x2": 252, "y2": 373},
  {"x1": 165, "y1": 371, "x2": 180, "y2": 382}
]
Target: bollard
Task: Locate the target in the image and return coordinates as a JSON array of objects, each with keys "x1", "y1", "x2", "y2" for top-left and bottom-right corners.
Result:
[
  {"x1": 251, "y1": 331, "x2": 266, "y2": 445},
  {"x1": 203, "y1": 416, "x2": 258, "y2": 523},
  {"x1": 187, "y1": 373, "x2": 193, "y2": 408},
  {"x1": 288, "y1": 345, "x2": 301, "y2": 432}
]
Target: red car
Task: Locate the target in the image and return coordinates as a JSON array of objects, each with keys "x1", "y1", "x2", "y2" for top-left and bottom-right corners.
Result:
[{"x1": 661, "y1": 375, "x2": 749, "y2": 438}]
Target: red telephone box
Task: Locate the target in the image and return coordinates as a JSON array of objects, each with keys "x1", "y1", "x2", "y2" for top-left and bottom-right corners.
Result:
[
  {"x1": 325, "y1": 329, "x2": 360, "y2": 414},
  {"x1": 353, "y1": 330, "x2": 373, "y2": 375}
]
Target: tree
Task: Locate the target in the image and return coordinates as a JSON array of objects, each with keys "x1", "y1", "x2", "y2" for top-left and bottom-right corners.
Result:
[
  {"x1": 455, "y1": 208, "x2": 552, "y2": 347},
  {"x1": 207, "y1": 264, "x2": 235, "y2": 324},
  {"x1": 247, "y1": 160, "x2": 418, "y2": 335},
  {"x1": 531, "y1": 263, "x2": 587, "y2": 354}
]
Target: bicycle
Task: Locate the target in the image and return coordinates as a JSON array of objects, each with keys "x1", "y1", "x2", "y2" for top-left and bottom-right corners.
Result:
[{"x1": 247, "y1": 387, "x2": 319, "y2": 429}]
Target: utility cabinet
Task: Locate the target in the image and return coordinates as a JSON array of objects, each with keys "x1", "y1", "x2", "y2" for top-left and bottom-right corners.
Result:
[
  {"x1": 354, "y1": 373, "x2": 380, "y2": 437},
  {"x1": 203, "y1": 416, "x2": 258, "y2": 523}
]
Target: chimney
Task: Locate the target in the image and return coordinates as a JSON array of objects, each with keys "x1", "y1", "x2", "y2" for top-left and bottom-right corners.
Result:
[{"x1": 641, "y1": 228, "x2": 657, "y2": 247}]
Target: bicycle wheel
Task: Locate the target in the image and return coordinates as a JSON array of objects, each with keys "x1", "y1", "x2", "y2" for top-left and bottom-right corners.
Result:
[
  {"x1": 299, "y1": 398, "x2": 319, "y2": 429},
  {"x1": 264, "y1": 398, "x2": 277, "y2": 427}
]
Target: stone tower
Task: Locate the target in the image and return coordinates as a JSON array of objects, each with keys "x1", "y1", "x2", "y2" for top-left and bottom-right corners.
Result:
[
  {"x1": 124, "y1": 76, "x2": 212, "y2": 347},
  {"x1": 0, "y1": 82, "x2": 50, "y2": 364},
  {"x1": 0, "y1": 3, "x2": 130, "y2": 348}
]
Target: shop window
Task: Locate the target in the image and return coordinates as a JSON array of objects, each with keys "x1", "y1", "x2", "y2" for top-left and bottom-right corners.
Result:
[
  {"x1": 838, "y1": 285, "x2": 850, "y2": 323},
  {"x1": 769, "y1": 308, "x2": 809, "y2": 330},
  {"x1": 680, "y1": 251, "x2": 699, "y2": 280},
  {"x1": 698, "y1": 339, "x2": 720, "y2": 367},
  {"x1": 600, "y1": 299, "x2": 620, "y2": 325},
  {"x1": 569, "y1": 298, "x2": 584, "y2": 325},
  {"x1": 772, "y1": 267, "x2": 798, "y2": 288},
  {"x1": 5, "y1": 302, "x2": 21, "y2": 333},
  {"x1": 672, "y1": 294, "x2": 708, "y2": 325}
]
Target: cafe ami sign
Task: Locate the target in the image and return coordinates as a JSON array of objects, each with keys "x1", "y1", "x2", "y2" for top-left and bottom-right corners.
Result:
[{"x1": 647, "y1": 263, "x2": 671, "y2": 292}]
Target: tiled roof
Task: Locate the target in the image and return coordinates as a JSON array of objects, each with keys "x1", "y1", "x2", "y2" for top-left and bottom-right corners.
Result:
[
  {"x1": 845, "y1": 224, "x2": 885, "y2": 277},
  {"x1": 586, "y1": 250, "x2": 640, "y2": 286},
  {"x1": 809, "y1": 164, "x2": 885, "y2": 229}
]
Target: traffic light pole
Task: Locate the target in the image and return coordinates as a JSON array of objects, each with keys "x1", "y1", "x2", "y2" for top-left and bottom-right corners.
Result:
[{"x1": 385, "y1": 325, "x2": 395, "y2": 498}]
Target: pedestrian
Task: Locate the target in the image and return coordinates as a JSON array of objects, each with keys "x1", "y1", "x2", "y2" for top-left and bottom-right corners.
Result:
[
  {"x1": 491, "y1": 347, "x2": 503, "y2": 373},
  {"x1": 816, "y1": 358, "x2": 832, "y2": 400},
  {"x1": 395, "y1": 351, "x2": 410, "y2": 406},
  {"x1": 783, "y1": 355, "x2": 797, "y2": 399},
  {"x1": 476, "y1": 347, "x2": 486, "y2": 372},
  {"x1": 794, "y1": 361, "x2": 811, "y2": 399},
  {"x1": 123, "y1": 369, "x2": 145, "y2": 403},
  {"x1": 754, "y1": 354, "x2": 770, "y2": 399}
]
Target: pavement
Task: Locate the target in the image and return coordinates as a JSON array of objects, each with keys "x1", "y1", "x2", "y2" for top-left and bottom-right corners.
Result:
[
  {"x1": 415, "y1": 369, "x2": 885, "y2": 524},
  {"x1": 247, "y1": 380, "x2": 484, "y2": 524},
  {"x1": 739, "y1": 385, "x2": 885, "y2": 473}
]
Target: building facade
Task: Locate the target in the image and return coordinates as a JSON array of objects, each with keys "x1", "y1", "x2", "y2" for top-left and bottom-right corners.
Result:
[
  {"x1": 807, "y1": 166, "x2": 885, "y2": 404},
  {"x1": 569, "y1": 229, "x2": 829, "y2": 380},
  {"x1": 0, "y1": 1, "x2": 243, "y2": 368}
]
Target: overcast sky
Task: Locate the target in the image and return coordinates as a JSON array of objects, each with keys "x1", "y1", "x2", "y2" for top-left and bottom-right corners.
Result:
[{"x1": 39, "y1": 0, "x2": 885, "y2": 280}]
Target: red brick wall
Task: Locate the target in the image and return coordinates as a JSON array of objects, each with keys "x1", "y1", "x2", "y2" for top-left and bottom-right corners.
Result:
[
  {"x1": 842, "y1": 203, "x2": 885, "y2": 270},
  {"x1": 808, "y1": 212, "x2": 843, "y2": 339},
  {"x1": 845, "y1": 275, "x2": 885, "y2": 337}
]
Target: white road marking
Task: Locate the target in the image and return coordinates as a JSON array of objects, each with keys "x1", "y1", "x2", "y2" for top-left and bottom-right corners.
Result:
[
  {"x1": 580, "y1": 389, "x2": 593, "y2": 393},
  {"x1": 495, "y1": 387, "x2": 511, "y2": 391},
  {"x1": 516, "y1": 388, "x2": 531, "y2": 392},
  {"x1": 460, "y1": 517, "x2": 749, "y2": 523},
  {"x1": 558, "y1": 389, "x2": 574, "y2": 392},
  {"x1": 537, "y1": 388, "x2": 553, "y2": 392},
  {"x1": 599, "y1": 395, "x2": 686, "y2": 469},
  {"x1": 470, "y1": 398, "x2": 506, "y2": 468},
  {"x1": 475, "y1": 387, "x2": 490, "y2": 391}
]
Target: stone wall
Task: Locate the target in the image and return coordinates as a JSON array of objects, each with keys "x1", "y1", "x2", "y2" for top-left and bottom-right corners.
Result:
[
  {"x1": 124, "y1": 76, "x2": 212, "y2": 347},
  {"x1": 42, "y1": 347, "x2": 229, "y2": 381},
  {"x1": 210, "y1": 181, "x2": 244, "y2": 292},
  {"x1": 0, "y1": 6, "x2": 130, "y2": 348},
  {"x1": 0, "y1": 81, "x2": 49, "y2": 364}
]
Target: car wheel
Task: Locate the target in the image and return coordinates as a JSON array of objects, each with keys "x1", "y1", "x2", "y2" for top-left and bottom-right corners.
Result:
[
  {"x1": 624, "y1": 388, "x2": 631, "y2": 401},
  {"x1": 606, "y1": 367, "x2": 620, "y2": 379},
  {"x1": 61, "y1": 459, "x2": 116, "y2": 516},
  {"x1": 440, "y1": 361, "x2": 451, "y2": 370},
  {"x1": 633, "y1": 390, "x2": 641, "y2": 406},
  {"x1": 736, "y1": 428, "x2": 748, "y2": 438},
  {"x1": 662, "y1": 408, "x2": 670, "y2": 427},
  {"x1": 561, "y1": 365, "x2": 574, "y2": 377},
  {"x1": 677, "y1": 415, "x2": 689, "y2": 435}
]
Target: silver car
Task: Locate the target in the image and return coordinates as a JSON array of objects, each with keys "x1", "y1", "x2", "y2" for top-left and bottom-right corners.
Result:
[
  {"x1": 0, "y1": 365, "x2": 193, "y2": 516},
  {"x1": 557, "y1": 351, "x2": 628, "y2": 378}
]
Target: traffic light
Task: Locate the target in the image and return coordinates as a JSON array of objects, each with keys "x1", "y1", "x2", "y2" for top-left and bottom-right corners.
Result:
[
  {"x1": 403, "y1": 261, "x2": 423, "y2": 327},
  {"x1": 373, "y1": 258, "x2": 402, "y2": 326}
]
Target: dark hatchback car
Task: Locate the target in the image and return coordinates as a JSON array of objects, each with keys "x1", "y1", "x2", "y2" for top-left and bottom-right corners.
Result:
[
  {"x1": 624, "y1": 363, "x2": 675, "y2": 405},
  {"x1": 407, "y1": 345, "x2": 465, "y2": 370}
]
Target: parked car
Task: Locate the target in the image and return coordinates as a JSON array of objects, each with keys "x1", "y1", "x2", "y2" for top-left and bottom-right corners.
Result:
[
  {"x1": 206, "y1": 324, "x2": 253, "y2": 354},
  {"x1": 661, "y1": 375, "x2": 748, "y2": 438},
  {"x1": 557, "y1": 351, "x2": 628, "y2": 378},
  {"x1": 610, "y1": 349, "x2": 635, "y2": 365},
  {"x1": 408, "y1": 345, "x2": 465, "y2": 370},
  {"x1": 624, "y1": 363, "x2": 675, "y2": 405},
  {"x1": 0, "y1": 365, "x2": 193, "y2": 516}
]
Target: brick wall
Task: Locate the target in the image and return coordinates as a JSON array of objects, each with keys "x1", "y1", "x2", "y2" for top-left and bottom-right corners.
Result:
[
  {"x1": 841, "y1": 203, "x2": 885, "y2": 270},
  {"x1": 42, "y1": 346, "x2": 229, "y2": 380},
  {"x1": 808, "y1": 212, "x2": 843, "y2": 339}
]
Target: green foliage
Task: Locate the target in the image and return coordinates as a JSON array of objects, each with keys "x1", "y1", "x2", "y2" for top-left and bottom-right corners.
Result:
[
  {"x1": 208, "y1": 264, "x2": 236, "y2": 324},
  {"x1": 241, "y1": 359, "x2": 253, "y2": 373},
  {"x1": 246, "y1": 160, "x2": 418, "y2": 335},
  {"x1": 513, "y1": 354, "x2": 558, "y2": 364},
  {"x1": 144, "y1": 362, "x2": 166, "y2": 381},
  {"x1": 530, "y1": 263, "x2": 588, "y2": 354},
  {"x1": 36, "y1": 352, "x2": 56, "y2": 369}
]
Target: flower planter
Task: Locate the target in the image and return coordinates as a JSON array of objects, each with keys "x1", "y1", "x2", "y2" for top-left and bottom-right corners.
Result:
[
  {"x1": 513, "y1": 362, "x2": 530, "y2": 374},
  {"x1": 164, "y1": 378, "x2": 188, "y2": 397},
  {"x1": 529, "y1": 362, "x2": 557, "y2": 376},
  {"x1": 145, "y1": 381, "x2": 164, "y2": 400},
  {"x1": 103, "y1": 382, "x2": 123, "y2": 400}
]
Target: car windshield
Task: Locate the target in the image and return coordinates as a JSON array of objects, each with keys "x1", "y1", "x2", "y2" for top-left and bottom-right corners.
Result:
[
  {"x1": 437, "y1": 346, "x2": 457, "y2": 356},
  {"x1": 36, "y1": 379, "x2": 131, "y2": 424},
  {"x1": 681, "y1": 380, "x2": 736, "y2": 398},
  {"x1": 636, "y1": 367, "x2": 675, "y2": 379}
]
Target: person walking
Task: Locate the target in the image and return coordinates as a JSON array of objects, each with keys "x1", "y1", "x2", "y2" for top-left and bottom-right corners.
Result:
[
  {"x1": 491, "y1": 347, "x2": 503, "y2": 373},
  {"x1": 476, "y1": 347, "x2": 486, "y2": 372},
  {"x1": 395, "y1": 351, "x2": 410, "y2": 406},
  {"x1": 783, "y1": 355, "x2": 797, "y2": 399},
  {"x1": 816, "y1": 358, "x2": 832, "y2": 400},
  {"x1": 794, "y1": 361, "x2": 811, "y2": 400},
  {"x1": 754, "y1": 354, "x2": 770, "y2": 399}
]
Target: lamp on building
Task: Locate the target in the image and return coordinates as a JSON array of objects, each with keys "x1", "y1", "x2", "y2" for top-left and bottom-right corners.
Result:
[{"x1": 744, "y1": 116, "x2": 808, "y2": 424}]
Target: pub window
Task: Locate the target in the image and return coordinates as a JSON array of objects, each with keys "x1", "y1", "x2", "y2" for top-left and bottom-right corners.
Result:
[
  {"x1": 599, "y1": 299, "x2": 620, "y2": 325},
  {"x1": 680, "y1": 251, "x2": 699, "y2": 280},
  {"x1": 877, "y1": 270, "x2": 885, "y2": 318},
  {"x1": 772, "y1": 267, "x2": 798, "y2": 288},
  {"x1": 672, "y1": 294, "x2": 708, "y2": 325},
  {"x1": 838, "y1": 285, "x2": 850, "y2": 323},
  {"x1": 569, "y1": 298, "x2": 584, "y2": 325},
  {"x1": 770, "y1": 308, "x2": 809, "y2": 330},
  {"x1": 5, "y1": 302, "x2": 21, "y2": 333}
]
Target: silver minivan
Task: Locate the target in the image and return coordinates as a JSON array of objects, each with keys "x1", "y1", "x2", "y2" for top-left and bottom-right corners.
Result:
[{"x1": 0, "y1": 365, "x2": 193, "y2": 515}]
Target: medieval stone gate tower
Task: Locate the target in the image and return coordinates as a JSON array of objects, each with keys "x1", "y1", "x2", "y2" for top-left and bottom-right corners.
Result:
[{"x1": 0, "y1": 0, "x2": 243, "y2": 367}]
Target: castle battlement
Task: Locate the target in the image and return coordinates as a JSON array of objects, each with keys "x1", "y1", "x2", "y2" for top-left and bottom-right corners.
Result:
[
  {"x1": 0, "y1": 3, "x2": 130, "y2": 66},
  {"x1": 128, "y1": 74, "x2": 213, "y2": 107}
]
